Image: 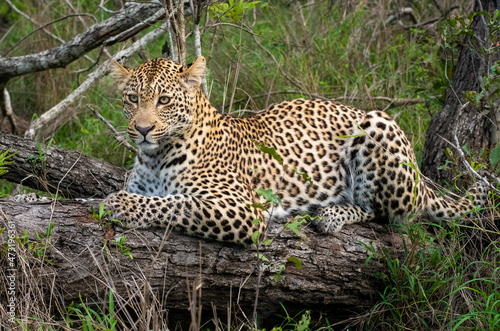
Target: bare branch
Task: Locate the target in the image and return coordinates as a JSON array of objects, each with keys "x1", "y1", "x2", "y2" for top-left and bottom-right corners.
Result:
[
  {"x1": 4, "y1": 0, "x2": 96, "y2": 63},
  {"x1": 190, "y1": 0, "x2": 208, "y2": 96},
  {"x1": 1, "y1": 88, "x2": 17, "y2": 134},
  {"x1": 177, "y1": 0, "x2": 187, "y2": 65},
  {"x1": 4, "y1": 14, "x2": 98, "y2": 57},
  {"x1": 452, "y1": 132, "x2": 500, "y2": 195},
  {"x1": 87, "y1": 105, "x2": 137, "y2": 154},
  {"x1": 448, "y1": 102, "x2": 500, "y2": 195},
  {"x1": 0, "y1": 2, "x2": 164, "y2": 82}
]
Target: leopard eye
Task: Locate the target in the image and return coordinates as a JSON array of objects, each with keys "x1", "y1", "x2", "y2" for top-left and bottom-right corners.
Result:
[
  {"x1": 128, "y1": 94, "x2": 138, "y2": 103},
  {"x1": 158, "y1": 96, "x2": 171, "y2": 105}
]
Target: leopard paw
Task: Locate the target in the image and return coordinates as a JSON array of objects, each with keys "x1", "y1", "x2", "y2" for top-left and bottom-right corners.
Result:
[
  {"x1": 14, "y1": 193, "x2": 52, "y2": 203},
  {"x1": 102, "y1": 190, "x2": 141, "y2": 228},
  {"x1": 312, "y1": 216, "x2": 345, "y2": 234}
]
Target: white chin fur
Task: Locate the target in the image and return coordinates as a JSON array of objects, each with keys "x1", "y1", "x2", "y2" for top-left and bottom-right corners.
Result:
[{"x1": 137, "y1": 141, "x2": 159, "y2": 152}]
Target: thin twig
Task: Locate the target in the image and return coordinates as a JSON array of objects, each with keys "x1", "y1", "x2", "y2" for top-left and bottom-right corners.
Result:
[
  {"x1": 4, "y1": 0, "x2": 95, "y2": 63},
  {"x1": 4, "y1": 13, "x2": 97, "y2": 57},
  {"x1": 189, "y1": 0, "x2": 208, "y2": 96},
  {"x1": 1, "y1": 88, "x2": 17, "y2": 133},
  {"x1": 50, "y1": 149, "x2": 84, "y2": 221},
  {"x1": 228, "y1": 17, "x2": 244, "y2": 113},
  {"x1": 443, "y1": 101, "x2": 500, "y2": 194},
  {"x1": 87, "y1": 105, "x2": 137, "y2": 154},
  {"x1": 177, "y1": 0, "x2": 186, "y2": 65},
  {"x1": 452, "y1": 133, "x2": 499, "y2": 196}
]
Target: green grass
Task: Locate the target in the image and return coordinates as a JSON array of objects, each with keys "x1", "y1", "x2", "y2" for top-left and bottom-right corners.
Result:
[{"x1": 357, "y1": 220, "x2": 500, "y2": 330}]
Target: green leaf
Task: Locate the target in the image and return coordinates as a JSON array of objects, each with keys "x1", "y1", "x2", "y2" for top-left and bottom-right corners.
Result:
[
  {"x1": 261, "y1": 238, "x2": 273, "y2": 245},
  {"x1": 462, "y1": 144, "x2": 471, "y2": 157},
  {"x1": 46, "y1": 222, "x2": 55, "y2": 238},
  {"x1": 248, "y1": 203, "x2": 268, "y2": 211},
  {"x1": 284, "y1": 218, "x2": 307, "y2": 236},
  {"x1": 292, "y1": 168, "x2": 313, "y2": 186},
  {"x1": 256, "y1": 188, "x2": 282, "y2": 206},
  {"x1": 286, "y1": 256, "x2": 303, "y2": 270},
  {"x1": 256, "y1": 253, "x2": 269, "y2": 262},
  {"x1": 252, "y1": 140, "x2": 283, "y2": 165},
  {"x1": 296, "y1": 311, "x2": 311, "y2": 331},
  {"x1": 490, "y1": 144, "x2": 500, "y2": 169},
  {"x1": 251, "y1": 230, "x2": 260, "y2": 244}
]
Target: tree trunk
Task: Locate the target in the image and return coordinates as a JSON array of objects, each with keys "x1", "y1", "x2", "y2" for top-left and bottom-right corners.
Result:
[
  {"x1": 0, "y1": 199, "x2": 404, "y2": 324},
  {"x1": 422, "y1": 0, "x2": 499, "y2": 186},
  {"x1": 0, "y1": 130, "x2": 128, "y2": 198}
]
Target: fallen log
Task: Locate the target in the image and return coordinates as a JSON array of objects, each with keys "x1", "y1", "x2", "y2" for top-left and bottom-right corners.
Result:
[
  {"x1": 0, "y1": 198, "x2": 404, "y2": 324},
  {"x1": 0, "y1": 130, "x2": 128, "y2": 198},
  {"x1": 0, "y1": 130, "x2": 405, "y2": 324}
]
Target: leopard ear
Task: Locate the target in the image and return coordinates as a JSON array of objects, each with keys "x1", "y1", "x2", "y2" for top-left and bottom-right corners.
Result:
[
  {"x1": 109, "y1": 60, "x2": 132, "y2": 91},
  {"x1": 179, "y1": 56, "x2": 206, "y2": 92}
]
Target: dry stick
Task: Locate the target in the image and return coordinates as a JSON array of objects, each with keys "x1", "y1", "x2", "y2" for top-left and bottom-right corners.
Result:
[
  {"x1": 25, "y1": 20, "x2": 168, "y2": 140},
  {"x1": 294, "y1": 0, "x2": 311, "y2": 50},
  {"x1": 4, "y1": 13, "x2": 98, "y2": 57},
  {"x1": 189, "y1": 0, "x2": 208, "y2": 96},
  {"x1": 228, "y1": 18, "x2": 244, "y2": 114},
  {"x1": 1, "y1": 88, "x2": 17, "y2": 133},
  {"x1": 164, "y1": 0, "x2": 178, "y2": 61},
  {"x1": 453, "y1": 132, "x2": 500, "y2": 196},
  {"x1": 104, "y1": 6, "x2": 167, "y2": 47},
  {"x1": 87, "y1": 105, "x2": 137, "y2": 154},
  {"x1": 4, "y1": 0, "x2": 95, "y2": 63},
  {"x1": 165, "y1": 0, "x2": 180, "y2": 62},
  {"x1": 177, "y1": 0, "x2": 186, "y2": 65},
  {"x1": 451, "y1": 104, "x2": 500, "y2": 196}
]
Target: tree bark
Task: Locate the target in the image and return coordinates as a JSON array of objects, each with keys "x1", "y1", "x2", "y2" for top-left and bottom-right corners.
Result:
[
  {"x1": 0, "y1": 198, "x2": 404, "y2": 322},
  {"x1": 0, "y1": 130, "x2": 128, "y2": 198},
  {"x1": 422, "y1": 0, "x2": 499, "y2": 186},
  {"x1": 0, "y1": 2, "x2": 163, "y2": 83}
]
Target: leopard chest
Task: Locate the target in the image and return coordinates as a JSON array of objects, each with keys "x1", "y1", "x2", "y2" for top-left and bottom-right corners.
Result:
[{"x1": 128, "y1": 147, "x2": 192, "y2": 196}]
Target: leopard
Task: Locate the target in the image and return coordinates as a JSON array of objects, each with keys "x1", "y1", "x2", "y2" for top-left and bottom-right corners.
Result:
[{"x1": 104, "y1": 56, "x2": 488, "y2": 245}]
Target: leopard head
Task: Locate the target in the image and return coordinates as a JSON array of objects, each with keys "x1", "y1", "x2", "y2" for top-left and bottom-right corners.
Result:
[{"x1": 110, "y1": 57, "x2": 206, "y2": 151}]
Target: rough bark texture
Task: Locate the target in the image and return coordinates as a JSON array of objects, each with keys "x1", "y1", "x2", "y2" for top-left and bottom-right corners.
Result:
[
  {"x1": 0, "y1": 131, "x2": 128, "y2": 198},
  {"x1": 422, "y1": 0, "x2": 499, "y2": 186},
  {"x1": 0, "y1": 198, "x2": 404, "y2": 320},
  {"x1": 0, "y1": 2, "x2": 163, "y2": 83}
]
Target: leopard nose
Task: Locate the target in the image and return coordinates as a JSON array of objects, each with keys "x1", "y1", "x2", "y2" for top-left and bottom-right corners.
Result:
[{"x1": 135, "y1": 125, "x2": 155, "y2": 137}]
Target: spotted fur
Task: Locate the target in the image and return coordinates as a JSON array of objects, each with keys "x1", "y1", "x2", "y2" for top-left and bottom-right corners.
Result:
[{"x1": 104, "y1": 56, "x2": 487, "y2": 244}]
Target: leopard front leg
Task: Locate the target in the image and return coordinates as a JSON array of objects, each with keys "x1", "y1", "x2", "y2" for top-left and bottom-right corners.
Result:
[
  {"x1": 103, "y1": 190, "x2": 264, "y2": 244},
  {"x1": 313, "y1": 204, "x2": 374, "y2": 234}
]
